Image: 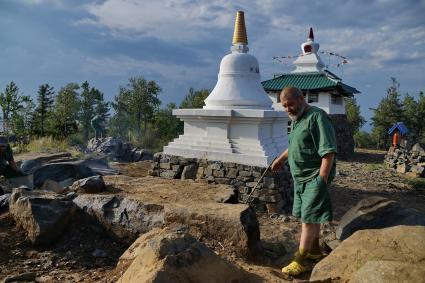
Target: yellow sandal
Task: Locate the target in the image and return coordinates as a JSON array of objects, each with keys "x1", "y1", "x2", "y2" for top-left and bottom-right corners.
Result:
[{"x1": 281, "y1": 260, "x2": 308, "y2": 276}]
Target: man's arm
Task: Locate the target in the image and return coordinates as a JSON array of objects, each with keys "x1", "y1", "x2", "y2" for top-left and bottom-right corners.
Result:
[
  {"x1": 319, "y1": 153, "x2": 335, "y2": 183},
  {"x1": 271, "y1": 149, "x2": 288, "y2": 171}
]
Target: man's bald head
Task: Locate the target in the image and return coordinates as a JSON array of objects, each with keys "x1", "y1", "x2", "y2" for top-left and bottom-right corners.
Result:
[
  {"x1": 280, "y1": 86, "x2": 303, "y2": 100},
  {"x1": 279, "y1": 87, "x2": 307, "y2": 121}
]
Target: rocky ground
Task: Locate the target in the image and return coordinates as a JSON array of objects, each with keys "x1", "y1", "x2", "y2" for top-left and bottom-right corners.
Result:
[{"x1": 0, "y1": 148, "x2": 424, "y2": 282}]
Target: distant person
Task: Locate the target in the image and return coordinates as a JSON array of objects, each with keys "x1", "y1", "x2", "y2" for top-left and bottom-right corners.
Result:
[
  {"x1": 91, "y1": 115, "x2": 105, "y2": 139},
  {"x1": 271, "y1": 87, "x2": 337, "y2": 276},
  {"x1": 0, "y1": 136, "x2": 23, "y2": 178}
]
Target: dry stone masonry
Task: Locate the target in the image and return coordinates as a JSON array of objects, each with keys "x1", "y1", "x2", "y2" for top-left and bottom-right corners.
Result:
[
  {"x1": 385, "y1": 143, "x2": 425, "y2": 177},
  {"x1": 150, "y1": 153, "x2": 293, "y2": 214},
  {"x1": 328, "y1": 114, "x2": 355, "y2": 159}
]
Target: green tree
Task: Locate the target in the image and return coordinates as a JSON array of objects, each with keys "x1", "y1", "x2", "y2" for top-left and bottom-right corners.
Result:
[
  {"x1": 370, "y1": 78, "x2": 403, "y2": 149},
  {"x1": 153, "y1": 103, "x2": 183, "y2": 148},
  {"x1": 110, "y1": 88, "x2": 131, "y2": 140},
  {"x1": 354, "y1": 131, "x2": 375, "y2": 149},
  {"x1": 33, "y1": 84, "x2": 55, "y2": 136},
  {"x1": 80, "y1": 81, "x2": 107, "y2": 142},
  {"x1": 401, "y1": 94, "x2": 419, "y2": 138},
  {"x1": 0, "y1": 82, "x2": 26, "y2": 135},
  {"x1": 180, "y1": 88, "x2": 209, "y2": 108},
  {"x1": 416, "y1": 91, "x2": 425, "y2": 142},
  {"x1": 116, "y1": 77, "x2": 161, "y2": 142},
  {"x1": 51, "y1": 83, "x2": 81, "y2": 137},
  {"x1": 12, "y1": 96, "x2": 35, "y2": 140},
  {"x1": 345, "y1": 97, "x2": 365, "y2": 134}
]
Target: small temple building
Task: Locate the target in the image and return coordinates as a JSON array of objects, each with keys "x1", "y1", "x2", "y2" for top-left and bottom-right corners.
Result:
[{"x1": 261, "y1": 28, "x2": 360, "y2": 157}]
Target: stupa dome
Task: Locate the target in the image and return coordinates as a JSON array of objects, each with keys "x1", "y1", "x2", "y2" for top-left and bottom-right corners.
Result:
[{"x1": 203, "y1": 11, "x2": 272, "y2": 110}]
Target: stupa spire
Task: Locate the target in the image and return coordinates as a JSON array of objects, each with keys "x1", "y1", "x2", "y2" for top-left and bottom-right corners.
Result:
[
  {"x1": 308, "y1": 27, "x2": 314, "y2": 41},
  {"x1": 232, "y1": 11, "x2": 248, "y2": 45}
]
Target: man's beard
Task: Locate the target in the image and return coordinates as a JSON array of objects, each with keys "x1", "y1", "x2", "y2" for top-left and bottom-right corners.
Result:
[{"x1": 288, "y1": 105, "x2": 305, "y2": 121}]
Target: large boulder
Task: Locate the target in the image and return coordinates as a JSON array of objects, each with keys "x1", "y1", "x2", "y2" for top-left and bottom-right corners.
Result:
[
  {"x1": 70, "y1": 175, "x2": 106, "y2": 194},
  {"x1": 310, "y1": 225, "x2": 425, "y2": 282},
  {"x1": 116, "y1": 226, "x2": 249, "y2": 283},
  {"x1": 336, "y1": 196, "x2": 425, "y2": 240},
  {"x1": 32, "y1": 158, "x2": 118, "y2": 187},
  {"x1": 72, "y1": 190, "x2": 262, "y2": 258},
  {"x1": 163, "y1": 204, "x2": 262, "y2": 259},
  {"x1": 87, "y1": 137, "x2": 152, "y2": 162},
  {"x1": 9, "y1": 188, "x2": 76, "y2": 244},
  {"x1": 72, "y1": 194, "x2": 164, "y2": 243},
  {"x1": 351, "y1": 260, "x2": 425, "y2": 283},
  {"x1": 19, "y1": 152, "x2": 75, "y2": 174}
]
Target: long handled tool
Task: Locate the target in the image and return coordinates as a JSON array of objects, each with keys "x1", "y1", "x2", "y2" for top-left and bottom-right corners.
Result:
[{"x1": 244, "y1": 157, "x2": 276, "y2": 205}]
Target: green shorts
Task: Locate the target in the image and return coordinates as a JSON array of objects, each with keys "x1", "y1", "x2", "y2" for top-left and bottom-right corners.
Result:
[{"x1": 292, "y1": 175, "x2": 333, "y2": 223}]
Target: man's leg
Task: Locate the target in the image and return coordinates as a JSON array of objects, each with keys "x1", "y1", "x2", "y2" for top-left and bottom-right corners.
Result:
[{"x1": 299, "y1": 223, "x2": 319, "y2": 251}]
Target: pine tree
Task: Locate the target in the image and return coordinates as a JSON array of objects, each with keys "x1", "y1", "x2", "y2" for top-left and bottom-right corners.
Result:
[
  {"x1": 180, "y1": 88, "x2": 209, "y2": 109},
  {"x1": 345, "y1": 97, "x2": 365, "y2": 134},
  {"x1": 12, "y1": 96, "x2": 35, "y2": 140},
  {"x1": 51, "y1": 83, "x2": 80, "y2": 137},
  {"x1": 370, "y1": 78, "x2": 403, "y2": 149},
  {"x1": 0, "y1": 82, "x2": 25, "y2": 135},
  {"x1": 34, "y1": 84, "x2": 55, "y2": 136}
]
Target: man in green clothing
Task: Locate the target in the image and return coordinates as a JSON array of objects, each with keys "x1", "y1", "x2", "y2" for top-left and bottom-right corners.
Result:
[
  {"x1": 271, "y1": 87, "x2": 337, "y2": 276},
  {"x1": 0, "y1": 136, "x2": 22, "y2": 178}
]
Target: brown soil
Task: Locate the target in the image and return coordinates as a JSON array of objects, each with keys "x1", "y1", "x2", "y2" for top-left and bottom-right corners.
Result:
[{"x1": 1, "y1": 148, "x2": 424, "y2": 282}]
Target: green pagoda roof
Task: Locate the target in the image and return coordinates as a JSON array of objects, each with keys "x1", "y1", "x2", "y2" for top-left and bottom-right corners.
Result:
[{"x1": 261, "y1": 70, "x2": 360, "y2": 96}]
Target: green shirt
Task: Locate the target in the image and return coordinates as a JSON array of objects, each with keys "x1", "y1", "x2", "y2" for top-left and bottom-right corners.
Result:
[{"x1": 288, "y1": 106, "x2": 337, "y2": 183}]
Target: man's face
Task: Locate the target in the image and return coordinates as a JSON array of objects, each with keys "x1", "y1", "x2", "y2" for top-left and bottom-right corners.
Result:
[{"x1": 280, "y1": 95, "x2": 305, "y2": 121}]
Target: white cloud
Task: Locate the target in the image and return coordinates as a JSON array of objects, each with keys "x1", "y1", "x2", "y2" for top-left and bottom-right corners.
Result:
[
  {"x1": 19, "y1": 0, "x2": 64, "y2": 6},
  {"x1": 78, "y1": 0, "x2": 237, "y2": 42}
]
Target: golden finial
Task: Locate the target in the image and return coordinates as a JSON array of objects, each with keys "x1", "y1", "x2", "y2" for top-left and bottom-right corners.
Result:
[{"x1": 232, "y1": 11, "x2": 248, "y2": 45}]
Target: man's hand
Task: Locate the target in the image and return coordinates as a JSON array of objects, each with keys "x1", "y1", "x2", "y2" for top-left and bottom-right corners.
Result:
[
  {"x1": 319, "y1": 153, "x2": 335, "y2": 184},
  {"x1": 271, "y1": 159, "x2": 282, "y2": 172},
  {"x1": 271, "y1": 149, "x2": 289, "y2": 172}
]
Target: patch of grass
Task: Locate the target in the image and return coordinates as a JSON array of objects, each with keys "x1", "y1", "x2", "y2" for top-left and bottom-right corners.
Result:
[
  {"x1": 365, "y1": 163, "x2": 384, "y2": 171},
  {"x1": 24, "y1": 136, "x2": 71, "y2": 153},
  {"x1": 406, "y1": 178, "x2": 425, "y2": 190}
]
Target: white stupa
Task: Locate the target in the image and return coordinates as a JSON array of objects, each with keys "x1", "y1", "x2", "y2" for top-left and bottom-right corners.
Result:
[
  {"x1": 163, "y1": 11, "x2": 288, "y2": 167},
  {"x1": 292, "y1": 27, "x2": 325, "y2": 73}
]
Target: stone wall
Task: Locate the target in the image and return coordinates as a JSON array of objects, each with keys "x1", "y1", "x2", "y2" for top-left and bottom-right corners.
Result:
[
  {"x1": 385, "y1": 143, "x2": 425, "y2": 177},
  {"x1": 329, "y1": 114, "x2": 355, "y2": 159},
  {"x1": 150, "y1": 153, "x2": 293, "y2": 214}
]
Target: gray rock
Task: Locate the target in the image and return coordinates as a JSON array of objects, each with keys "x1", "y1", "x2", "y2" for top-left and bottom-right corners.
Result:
[
  {"x1": 70, "y1": 175, "x2": 106, "y2": 194},
  {"x1": 19, "y1": 152, "x2": 74, "y2": 174},
  {"x1": 32, "y1": 161, "x2": 96, "y2": 187},
  {"x1": 411, "y1": 142, "x2": 425, "y2": 153},
  {"x1": 226, "y1": 168, "x2": 238, "y2": 178},
  {"x1": 181, "y1": 164, "x2": 198, "y2": 180},
  {"x1": 42, "y1": 179, "x2": 67, "y2": 194},
  {"x1": 86, "y1": 137, "x2": 153, "y2": 162},
  {"x1": 0, "y1": 193, "x2": 11, "y2": 212},
  {"x1": 2, "y1": 272, "x2": 37, "y2": 283},
  {"x1": 351, "y1": 260, "x2": 425, "y2": 283},
  {"x1": 72, "y1": 194, "x2": 164, "y2": 243},
  {"x1": 336, "y1": 196, "x2": 425, "y2": 240},
  {"x1": 396, "y1": 163, "x2": 409, "y2": 173},
  {"x1": 9, "y1": 188, "x2": 75, "y2": 244},
  {"x1": 32, "y1": 159, "x2": 118, "y2": 187},
  {"x1": 410, "y1": 165, "x2": 424, "y2": 175},
  {"x1": 311, "y1": 226, "x2": 425, "y2": 282},
  {"x1": 160, "y1": 170, "x2": 178, "y2": 179}
]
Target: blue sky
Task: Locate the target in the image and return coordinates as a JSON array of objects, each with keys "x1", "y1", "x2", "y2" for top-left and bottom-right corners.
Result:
[{"x1": 1, "y1": 0, "x2": 424, "y2": 131}]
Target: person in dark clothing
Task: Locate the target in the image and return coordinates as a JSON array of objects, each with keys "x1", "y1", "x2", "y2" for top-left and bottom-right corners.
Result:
[{"x1": 0, "y1": 136, "x2": 23, "y2": 178}]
